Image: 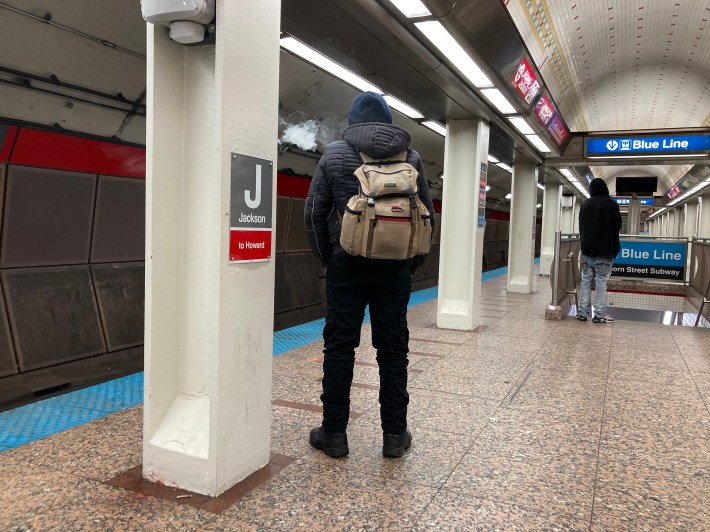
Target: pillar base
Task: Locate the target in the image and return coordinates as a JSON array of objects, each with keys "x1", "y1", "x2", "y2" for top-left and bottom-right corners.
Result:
[{"x1": 545, "y1": 305, "x2": 562, "y2": 320}]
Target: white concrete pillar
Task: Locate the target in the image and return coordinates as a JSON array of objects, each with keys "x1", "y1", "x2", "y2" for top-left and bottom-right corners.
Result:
[
  {"x1": 143, "y1": 0, "x2": 279, "y2": 496},
  {"x1": 684, "y1": 202, "x2": 698, "y2": 238},
  {"x1": 668, "y1": 209, "x2": 677, "y2": 236},
  {"x1": 699, "y1": 195, "x2": 710, "y2": 237},
  {"x1": 628, "y1": 196, "x2": 640, "y2": 235},
  {"x1": 559, "y1": 195, "x2": 575, "y2": 233},
  {"x1": 506, "y1": 164, "x2": 537, "y2": 293},
  {"x1": 662, "y1": 212, "x2": 670, "y2": 236},
  {"x1": 539, "y1": 181, "x2": 562, "y2": 275},
  {"x1": 437, "y1": 119, "x2": 489, "y2": 330},
  {"x1": 573, "y1": 201, "x2": 581, "y2": 233}
]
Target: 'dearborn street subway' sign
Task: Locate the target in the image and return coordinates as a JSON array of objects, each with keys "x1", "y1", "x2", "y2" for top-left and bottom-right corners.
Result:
[
  {"x1": 612, "y1": 240, "x2": 686, "y2": 281},
  {"x1": 229, "y1": 152, "x2": 273, "y2": 263}
]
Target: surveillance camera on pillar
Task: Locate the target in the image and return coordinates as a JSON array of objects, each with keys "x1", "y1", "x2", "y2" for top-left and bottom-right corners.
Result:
[{"x1": 141, "y1": 0, "x2": 216, "y2": 45}]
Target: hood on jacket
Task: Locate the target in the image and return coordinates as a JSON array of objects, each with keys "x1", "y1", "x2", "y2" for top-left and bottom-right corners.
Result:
[
  {"x1": 590, "y1": 178, "x2": 610, "y2": 197},
  {"x1": 347, "y1": 92, "x2": 393, "y2": 125},
  {"x1": 343, "y1": 122, "x2": 411, "y2": 159}
]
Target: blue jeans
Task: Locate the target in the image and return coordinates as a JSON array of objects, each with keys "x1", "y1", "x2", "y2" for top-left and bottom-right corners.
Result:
[{"x1": 578, "y1": 255, "x2": 613, "y2": 318}]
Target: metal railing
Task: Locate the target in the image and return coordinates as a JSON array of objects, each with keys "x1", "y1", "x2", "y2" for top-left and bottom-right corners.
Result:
[{"x1": 550, "y1": 231, "x2": 581, "y2": 306}]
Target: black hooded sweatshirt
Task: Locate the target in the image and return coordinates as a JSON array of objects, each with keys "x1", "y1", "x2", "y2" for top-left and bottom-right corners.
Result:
[{"x1": 579, "y1": 178, "x2": 622, "y2": 258}]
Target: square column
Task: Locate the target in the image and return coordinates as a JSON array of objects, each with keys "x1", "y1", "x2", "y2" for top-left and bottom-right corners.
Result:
[
  {"x1": 700, "y1": 196, "x2": 710, "y2": 237},
  {"x1": 684, "y1": 202, "x2": 699, "y2": 237},
  {"x1": 437, "y1": 119, "x2": 489, "y2": 330},
  {"x1": 507, "y1": 164, "x2": 537, "y2": 293},
  {"x1": 539, "y1": 181, "x2": 562, "y2": 275},
  {"x1": 143, "y1": 0, "x2": 280, "y2": 496}
]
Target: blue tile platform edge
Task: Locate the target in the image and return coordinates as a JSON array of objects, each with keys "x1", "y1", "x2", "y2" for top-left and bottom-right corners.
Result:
[{"x1": 0, "y1": 262, "x2": 516, "y2": 450}]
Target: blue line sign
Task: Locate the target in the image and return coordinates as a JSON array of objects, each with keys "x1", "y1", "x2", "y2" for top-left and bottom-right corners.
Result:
[
  {"x1": 586, "y1": 134, "x2": 709, "y2": 156},
  {"x1": 612, "y1": 240, "x2": 686, "y2": 280}
]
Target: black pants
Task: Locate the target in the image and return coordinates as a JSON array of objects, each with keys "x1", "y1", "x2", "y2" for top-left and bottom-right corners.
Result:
[{"x1": 321, "y1": 252, "x2": 413, "y2": 435}]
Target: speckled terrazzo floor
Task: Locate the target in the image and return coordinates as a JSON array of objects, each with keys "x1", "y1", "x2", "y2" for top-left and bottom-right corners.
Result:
[{"x1": 3, "y1": 273, "x2": 710, "y2": 531}]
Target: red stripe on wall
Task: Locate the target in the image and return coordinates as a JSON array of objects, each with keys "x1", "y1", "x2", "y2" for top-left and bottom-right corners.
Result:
[
  {"x1": 0, "y1": 126, "x2": 19, "y2": 162},
  {"x1": 10, "y1": 128, "x2": 146, "y2": 178},
  {"x1": 277, "y1": 173, "x2": 311, "y2": 198}
]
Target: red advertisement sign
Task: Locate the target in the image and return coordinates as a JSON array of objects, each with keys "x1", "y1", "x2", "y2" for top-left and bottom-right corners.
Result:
[
  {"x1": 511, "y1": 58, "x2": 541, "y2": 104},
  {"x1": 546, "y1": 114, "x2": 569, "y2": 145},
  {"x1": 229, "y1": 229, "x2": 272, "y2": 262},
  {"x1": 534, "y1": 93, "x2": 555, "y2": 126}
]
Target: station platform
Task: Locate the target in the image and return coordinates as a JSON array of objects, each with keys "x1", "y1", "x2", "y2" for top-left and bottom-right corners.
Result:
[{"x1": 2, "y1": 268, "x2": 710, "y2": 530}]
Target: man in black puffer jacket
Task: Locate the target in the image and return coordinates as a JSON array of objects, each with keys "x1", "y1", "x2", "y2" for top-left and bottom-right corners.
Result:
[
  {"x1": 577, "y1": 178, "x2": 622, "y2": 323},
  {"x1": 304, "y1": 92, "x2": 435, "y2": 458}
]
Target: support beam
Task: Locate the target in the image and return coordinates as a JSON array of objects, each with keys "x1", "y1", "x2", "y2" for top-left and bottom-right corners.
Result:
[
  {"x1": 539, "y1": 182, "x2": 562, "y2": 276},
  {"x1": 507, "y1": 164, "x2": 537, "y2": 293},
  {"x1": 437, "y1": 119, "x2": 489, "y2": 330},
  {"x1": 143, "y1": 1, "x2": 280, "y2": 496}
]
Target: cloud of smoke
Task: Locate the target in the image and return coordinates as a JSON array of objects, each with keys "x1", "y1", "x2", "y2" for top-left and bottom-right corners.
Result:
[{"x1": 280, "y1": 119, "x2": 319, "y2": 152}]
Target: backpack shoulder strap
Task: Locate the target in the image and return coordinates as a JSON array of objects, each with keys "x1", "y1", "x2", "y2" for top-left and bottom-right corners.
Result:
[{"x1": 359, "y1": 150, "x2": 409, "y2": 165}]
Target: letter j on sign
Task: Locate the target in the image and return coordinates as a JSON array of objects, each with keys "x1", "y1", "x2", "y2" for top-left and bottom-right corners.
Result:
[{"x1": 230, "y1": 152, "x2": 273, "y2": 263}]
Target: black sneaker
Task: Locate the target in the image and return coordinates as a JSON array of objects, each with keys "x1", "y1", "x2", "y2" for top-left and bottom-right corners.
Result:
[
  {"x1": 592, "y1": 316, "x2": 608, "y2": 323},
  {"x1": 383, "y1": 430, "x2": 412, "y2": 458},
  {"x1": 576, "y1": 315, "x2": 587, "y2": 321},
  {"x1": 309, "y1": 427, "x2": 349, "y2": 458}
]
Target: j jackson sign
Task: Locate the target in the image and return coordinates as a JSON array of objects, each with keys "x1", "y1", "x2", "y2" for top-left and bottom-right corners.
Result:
[
  {"x1": 612, "y1": 240, "x2": 686, "y2": 281},
  {"x1": 230, "y1": 152, "x2": 273, "y2": 263},
  {"x1": 586, "y1": 134, "x2": 710, "y2": 156}
]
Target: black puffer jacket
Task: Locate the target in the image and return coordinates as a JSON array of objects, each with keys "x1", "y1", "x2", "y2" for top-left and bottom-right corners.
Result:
[
  {"x1": 304, "y1": 122, "x2": 436, "y2": 264},
  {"x1": 579, "y1": 178, "x2": 622, "y2": 258}
]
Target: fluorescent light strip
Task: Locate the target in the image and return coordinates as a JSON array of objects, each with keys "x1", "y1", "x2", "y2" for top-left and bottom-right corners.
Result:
[
  {"x1": 422, "y1": 120, "x2": 446, "y2": 136},
  {"x1": 536, "y1": 203, "x2": 542, "y2": 208},
  {"x1": 505, "y1": 192, "x2": 512, "y2": 199},
  {"x1": 537, "y1": 183, "x2": 544, "y2": 190},
  {"x1": 480, "y1": 88, "x2": 517, "y2": 115},
  {"x1": 559, "y1": 169, "x2": 574, "y2": 179},
  {"x1": 508, "y1": 117, "x2": 535, "y2": 135},
  {"x1": 496, "y1": 162, "x2": 512, "y2": 172},
  {"x1": 388, "y1": 0, "x2": 431, "y2": 17},
  {"x1": 414, "y1": 21, "x2": 492, "y2": 88},
  {"x1": 280, "y1": 37, "x2": 382, "y2": 93},
  {"x1": 383, "y1": 95, "x2": 424, "y2": 119},
  {"x1": 525, "y1": 134, "x2": 552, "y2": 152},
  {"x1": 485, "y1": 185, "x2": 491, "y2": 192},
  {"x1": 487, "y1": 155, "x2": 499, "y2": 163}
]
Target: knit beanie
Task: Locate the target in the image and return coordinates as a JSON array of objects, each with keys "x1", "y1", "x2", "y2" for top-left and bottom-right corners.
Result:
[{"x1": 347, "y1": 92, "x2": 393, "y2": 125}]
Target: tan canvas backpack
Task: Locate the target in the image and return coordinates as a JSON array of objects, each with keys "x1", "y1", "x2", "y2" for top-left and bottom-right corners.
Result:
[{"x1": 339, "y1": 151, "x2": 432, "y2": 260}]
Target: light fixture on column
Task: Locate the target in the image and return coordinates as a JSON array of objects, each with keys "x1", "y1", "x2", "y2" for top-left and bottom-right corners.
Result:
[{"x1": 423, "y1": 120, "x2": 446, "y2": 136}]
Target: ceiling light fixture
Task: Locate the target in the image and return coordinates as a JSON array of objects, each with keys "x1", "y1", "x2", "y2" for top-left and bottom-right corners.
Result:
[
  {"x1": 280, "y1": 37, "x2": 382, "y2": 93},
  {"x1": 537, "y1": 183, "x2": 544, "y2": 190},
  {"x1": 480, "y1": 88, "x2": 517, "y2": 115},
  {"x1": 496, "y1": 162, "x2": 513, "y2": 173},
  {"x1": 536, "y1": 203, "x2": 542, "y2": 208},
  {"x1": 525, "y1": 134, "x2": 552, "y2": 153},
  {"x1": 415, "y1": 21, "x2": 493, "y2": 88},
  {"x1": 422, "y1": 120, "x2": 446, "y2": 136},
  {"x1": 508, "y1": 117, "x2": 535, "y2": 135},
  {"x1": 388, "y1": 0, "x2": 431, "y2": 17},
  {"x1": 383, "y1": 95, "x2": 424, "y2": 119},
  {"x1": 559, "y1": 169, "x2": 574, "y2": 180},
  {"x1": 505, "y1": 193, "x2": 512, "y2": 199},
  {"x1": 485, "y1": 185, "x2": 491, "y2": 191},
  {"x1": 487, "y1": 155, "x2": 499, "y2": 163}
]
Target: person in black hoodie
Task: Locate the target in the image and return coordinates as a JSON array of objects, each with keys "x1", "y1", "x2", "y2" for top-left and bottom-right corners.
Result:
[
  {"x1": 577, "y1": 178, "x2": 622, "y2": 323},
  {"x1": 304, "y1": 92, "x2": 435, "y2": 458}
]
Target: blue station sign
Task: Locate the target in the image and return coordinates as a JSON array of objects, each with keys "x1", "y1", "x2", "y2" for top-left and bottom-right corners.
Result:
[
  {"x1": 612, "y1": 240, "x2": 686, "y2": 281},
  {"x1": 613, "y1": 197, "x2": 655, "y2": 206},
  {"x1": 586, "y1": 134, "x2": 710, "y2": 156}
]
